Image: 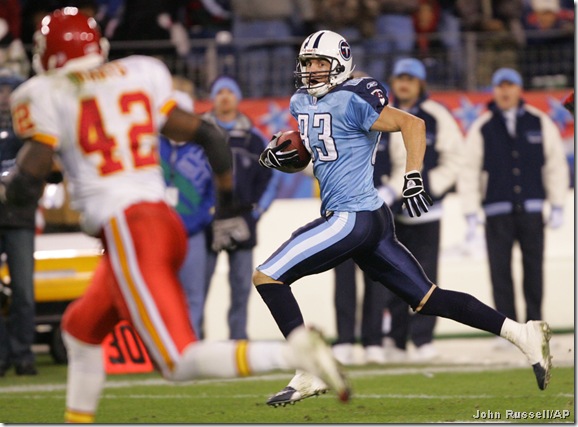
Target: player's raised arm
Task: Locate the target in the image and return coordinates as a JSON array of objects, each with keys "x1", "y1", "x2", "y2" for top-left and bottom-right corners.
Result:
[
  {"x1": 370, "y1": 105, "x2": 426, "y2": 173},
  {"x1": 370, "y1": 105, "x2": 432, "y2": 217}
]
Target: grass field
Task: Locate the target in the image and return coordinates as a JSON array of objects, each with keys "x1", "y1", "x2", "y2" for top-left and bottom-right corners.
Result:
[{"x1": 0, "y1": 352, "x2": 573, "y2": 424}]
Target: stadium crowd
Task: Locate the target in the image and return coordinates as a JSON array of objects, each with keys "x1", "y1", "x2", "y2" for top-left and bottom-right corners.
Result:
[{"x1": 0, "y1": 0, "x2": 575, "y2": 96}]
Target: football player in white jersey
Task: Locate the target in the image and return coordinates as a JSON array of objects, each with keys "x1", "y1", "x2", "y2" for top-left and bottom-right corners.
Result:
[
  {"x1": 3, "y1": 9, "x2": 349, "y2": 423},
  {"x1": 256, "y1": 30, "x2": 552, "y2": 407}
]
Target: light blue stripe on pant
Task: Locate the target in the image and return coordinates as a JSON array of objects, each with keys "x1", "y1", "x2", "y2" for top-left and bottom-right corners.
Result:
[{"x1": 258, "y1": 211, "x2": 356, "y2": 280}]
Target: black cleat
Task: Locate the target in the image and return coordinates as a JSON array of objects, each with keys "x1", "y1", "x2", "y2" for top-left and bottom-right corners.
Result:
[{"x1": 532, "y1": 361, "x2": 551, "y2": 391}]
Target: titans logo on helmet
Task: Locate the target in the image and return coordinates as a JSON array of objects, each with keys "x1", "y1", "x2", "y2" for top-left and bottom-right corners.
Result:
[{"x1": 339, "y1": 40, "x2": 351, "y2": 61}]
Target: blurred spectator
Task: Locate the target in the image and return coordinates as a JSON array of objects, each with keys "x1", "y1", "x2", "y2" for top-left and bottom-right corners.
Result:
[
  {"x1": 66, "y1": 0, "x2": 99, "y2": 17},
  {"x1": 0, "y1": 71, "x2": 37, "y2": 377},
  {"x1": 0, "y1": 0, "x2": 21, "y2": 46},
  {"x1": 93, "y1": 0, "x2": 125, "y2": 38},
  {"x1": 374, "y1": 58, "x2": 463, "y2": 361},
  {"x1": 413, "y1": 0, "x2": 441, "y2": 55},
  {"x1": 456, "y1": 0, "x2": 526, "y2": 89},
  {"x1": 181, "y1": 1, "x2": 233, "y2": 95},
  {"x1": 0, "y1": 0, "x2": 29, "y2": 77},
  {"x1": 522, "y1": 0, "x2": 574, "y2": 89},
  {"x1": 311, "y1": 0, "x2": 379, "y2": 57},
  {"x1": 436, "y1": 0, "x2": 463, "y2": 84},
  {"x1": 20, "y1": 1, "x2": 60, "y2": 44},
  {"x1": 202, "y1": 76, "x2": 273, "y2": 339},
  {"x1": 112, "y1": 0, "x2": 190, "y2": 57},
  {"x1": 230, "y1": 0, "x2": 315, "y2": 97},
  {"x1": 412, "y1": 0, "x2": 445, "y2": 85},
  {"x1": 397, "y1": 0, "x2": 466, "y2": 87},
  {"x1": 524, "y1": 0, "x2": 574, "y2": 29},
  {"x1": 459, "y1": 68, "x2": 570, "y2": 325},
  {"x1": 159, "y1": 79, "x2": 215, "y2": 337},
  {"x1": 412, "y1": 0, "x2": 463, "y2": 87},
  {"x1": 183, "y1": 0, "x2": 231, "y2": 40},
  {"x1": 332, "y1": 258, "x2": 388, "y2": 365},
  {"x1": 363, "y1": 0, "x2": 419, "y2": 82}
]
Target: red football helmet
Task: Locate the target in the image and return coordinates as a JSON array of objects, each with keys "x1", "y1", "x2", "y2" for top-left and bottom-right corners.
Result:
[{"x1": 33, "y1": 7, "x2": 109, "y2": 73}]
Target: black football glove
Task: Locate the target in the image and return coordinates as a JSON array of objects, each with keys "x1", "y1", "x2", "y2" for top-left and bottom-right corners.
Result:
[
  {"x1": 401, "y1": 170, "x2": 433, "y2": 217},
  {"x1": 259, "y1": 132, "x2": 300, "y2": 169}
]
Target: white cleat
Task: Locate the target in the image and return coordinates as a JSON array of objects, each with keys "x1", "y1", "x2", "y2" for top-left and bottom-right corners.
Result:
[
  {"x1": 266, "y1": 370, "x2": 329, "y2": 407},
  {"x1": 364, "y1": 345, "x2": 387, "y2": 364},
  {"x1": 411, "y1": 343, "x2": 439, "y2": 363},
  {"x1": 284, "y1": 326, "x2": 351, "y2": 404},
  {"x1": 513, "y1": 321, "x2": 553, "y2": 390},
  {"x1": 332, "y1": 343, "x2": 355, "y2": 365},
  {"x1": 383, "y1": 338, "x2": 408, "y2": 363}
]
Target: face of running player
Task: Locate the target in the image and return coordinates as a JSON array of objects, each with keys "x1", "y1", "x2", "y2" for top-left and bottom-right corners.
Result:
[
  {"x1": 214, "y1": 87, "x2": 239, "y2": 117},
  {"x1": 493, "y1": 81, "x2": 522, "y2": 111},
  {"x1": 304, "y1": 57, "x2": 331, "y2": 87},
  {"x1": 391, "y1": 74, "x2": 421, "y2": 106}
]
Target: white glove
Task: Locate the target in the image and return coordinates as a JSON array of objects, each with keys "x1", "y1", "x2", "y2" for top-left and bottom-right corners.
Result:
[
  {"x1": 211, "y1": 216, "x2": 250, "y2": 252},
  {"x1": 548, "y1": 206, "x2": 564, "y2": 229},
  {"x1": 377, "y1": 185, "x2": 396, "y2": 206},
  {"x1": 40, "y1": 183, "x2": 66, "y2": 209}
]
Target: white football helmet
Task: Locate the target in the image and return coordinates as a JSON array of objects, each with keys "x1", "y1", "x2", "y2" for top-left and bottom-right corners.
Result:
[{"x1": 294, "y1": 30, "x2": 355, "y2": 98}]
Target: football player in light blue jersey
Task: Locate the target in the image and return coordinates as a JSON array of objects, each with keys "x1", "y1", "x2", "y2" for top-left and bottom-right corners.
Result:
[
  {"x1": 290, "y1": 75, "x2": 386, "y2": 216},
  {"x1": 254, "y1": 30, "x2": 552, "y2": 406}
]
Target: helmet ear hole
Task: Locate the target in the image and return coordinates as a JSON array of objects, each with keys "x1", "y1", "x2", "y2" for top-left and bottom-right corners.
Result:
[{"x1": 336, "y1": 64, "x2": 345, "y2": 73}]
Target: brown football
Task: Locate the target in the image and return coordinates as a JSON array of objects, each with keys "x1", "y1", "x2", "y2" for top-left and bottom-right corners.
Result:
[{"x1": 275, "y1": 130, "x2": 311, "y2": 173}]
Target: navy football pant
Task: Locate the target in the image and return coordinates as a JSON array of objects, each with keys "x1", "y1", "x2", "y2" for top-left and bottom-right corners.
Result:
[
  {"x1": 257, "y1": 204, "x2": 433, "y2": 310},
  {"x1": 257, "y1": 204, "x2": 506, "y2": 339}
]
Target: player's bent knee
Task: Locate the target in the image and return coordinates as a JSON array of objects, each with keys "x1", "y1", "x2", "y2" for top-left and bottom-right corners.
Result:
[
  {"x1": 252, "y1": 269, "x2": 282, "y2": 286},
  {"x1": 252, "y1": 269, "x2": 269, "y2": 286}
]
